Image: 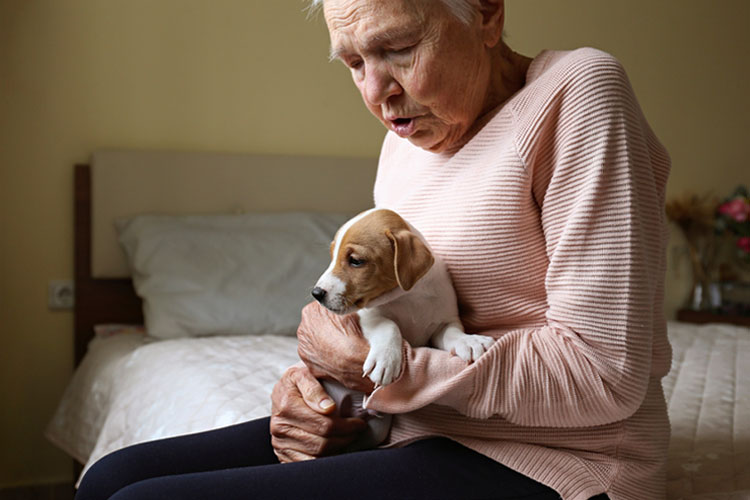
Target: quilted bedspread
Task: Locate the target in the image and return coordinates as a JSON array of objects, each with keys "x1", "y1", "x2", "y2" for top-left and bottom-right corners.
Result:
[
  {"x1": 46, "y1": 322, "x2": 750, "y2": 498},
  {"x1": 662, "y1": 322, "x2": 750, "y2": 499},
  {"x1": 45, "y1": 327, "x2": 300, "y2": 484}
]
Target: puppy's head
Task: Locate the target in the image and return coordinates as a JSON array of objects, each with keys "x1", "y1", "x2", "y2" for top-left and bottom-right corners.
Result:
[{"x1": 312, "y1": 209, "x2": 434, "y2": 315}]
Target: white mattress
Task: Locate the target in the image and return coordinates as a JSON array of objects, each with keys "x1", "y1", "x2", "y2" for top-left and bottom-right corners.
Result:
[{"x1": 46, "y1": 322, "x2": 750, "y2": 498}]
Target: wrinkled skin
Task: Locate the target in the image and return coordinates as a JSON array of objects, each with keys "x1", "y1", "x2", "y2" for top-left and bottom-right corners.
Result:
[
  {"x1": 270, "y1": 363, "x2": 367, "y2": 463},
  {"x1": 296, "y1": 305, "x2": 376, "y2": 393},
  {"x1": 271, "y1": 0, "x2": 528, "y2": 462},
  {"x1": 270, "y1": 304, "x2": 374, "y2": 463},
  {"x1": 324, "y1": 0, "x2": 516, "y2": 154}
]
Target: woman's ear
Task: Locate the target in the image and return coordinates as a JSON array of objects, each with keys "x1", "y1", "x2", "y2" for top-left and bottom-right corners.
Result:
[
  {"x1": 477, "y1": 0, "x2": 504, "y2": 48},
  {"x1": 385, "y1": 229, "x2": 435, "y2": 291}
]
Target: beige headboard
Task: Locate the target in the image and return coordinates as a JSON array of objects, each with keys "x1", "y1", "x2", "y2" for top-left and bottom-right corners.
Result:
[{"x1": 91, "y1": 150, "x2": 378, "y2": 278}]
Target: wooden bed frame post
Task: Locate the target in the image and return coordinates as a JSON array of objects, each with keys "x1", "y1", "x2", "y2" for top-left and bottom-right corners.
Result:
[
  {"x1": 74, "y1": 164, "x2": 142, "y2": 366},
  {"x1": 72, "y1": 164, "x2": 144, "y2": 483}
]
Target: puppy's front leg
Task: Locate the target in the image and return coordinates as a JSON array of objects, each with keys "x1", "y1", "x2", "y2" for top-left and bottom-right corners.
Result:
[
  {"x1": 432, "y1": 321, "x2": 495, "y2": 362},
  {"x1": 357, "y1": 309, "x2": 403, "y2": 387}
]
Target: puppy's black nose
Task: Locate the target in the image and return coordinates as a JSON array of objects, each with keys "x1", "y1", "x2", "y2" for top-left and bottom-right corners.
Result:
[{"x1": 311, "y1": 287, "x2": 327, "y2": 302}]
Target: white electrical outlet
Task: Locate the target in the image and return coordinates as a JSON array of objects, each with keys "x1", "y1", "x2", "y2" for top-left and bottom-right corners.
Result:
[{"x1": 48, "y1": 280, "x2": 75, "y2": 310}]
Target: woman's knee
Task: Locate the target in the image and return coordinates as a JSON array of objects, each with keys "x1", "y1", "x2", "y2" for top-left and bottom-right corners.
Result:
[
  {"x1": 76, "y1": 445, "x2": 153, "y2": 500},
  {"x1": 106, "y1": 479, "x2": 164, "y2": 500}
]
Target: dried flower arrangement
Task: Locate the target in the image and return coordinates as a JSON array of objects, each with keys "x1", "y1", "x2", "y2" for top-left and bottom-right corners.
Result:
[
  {"x1": 666, "y1": 192, "x2": 721, "y2": 309},
  {"x1": 667, "y1": 186, "x2": 750, "y2": 312}
]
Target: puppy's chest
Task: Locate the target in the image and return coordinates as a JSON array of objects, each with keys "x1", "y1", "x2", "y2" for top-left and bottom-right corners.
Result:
[{"x1": 377, "y1": 297, "x2": 446, "y2": 347}]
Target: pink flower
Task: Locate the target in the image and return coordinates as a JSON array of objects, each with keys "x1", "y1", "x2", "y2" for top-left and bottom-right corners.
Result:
[
  {"x1": 738, "y1": 237, "x2": 750, "y2": 254},
  {"x1": 718, "y1": 198, "x2": 750, "y2": 222}
]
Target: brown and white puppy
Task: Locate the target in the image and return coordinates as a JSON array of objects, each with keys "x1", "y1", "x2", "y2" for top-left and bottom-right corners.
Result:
[{"x1": 312, "y1": 208, "x2": 494, "y2": 387}]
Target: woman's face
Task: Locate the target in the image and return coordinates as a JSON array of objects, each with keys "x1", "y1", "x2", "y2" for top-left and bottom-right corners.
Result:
[{"x1": 324, "y1": 0, "x2": 498, "y2": 153}]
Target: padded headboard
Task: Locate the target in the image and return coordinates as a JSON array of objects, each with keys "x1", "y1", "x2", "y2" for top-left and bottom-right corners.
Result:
[{"x1": 74, "y1": 150, "x2": 378, "y2": 363}]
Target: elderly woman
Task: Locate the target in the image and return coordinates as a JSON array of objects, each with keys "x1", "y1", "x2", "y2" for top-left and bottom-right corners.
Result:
[{"x1": 76, "y1": 1, "x2": 670, "y2": 499}]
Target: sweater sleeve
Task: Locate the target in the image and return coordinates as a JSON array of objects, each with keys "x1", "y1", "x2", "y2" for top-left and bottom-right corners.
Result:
[{"x1": 363, "y1": 49, "x2": 670, "y2": 427}]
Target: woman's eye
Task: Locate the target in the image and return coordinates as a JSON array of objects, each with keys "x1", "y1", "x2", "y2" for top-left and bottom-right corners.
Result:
[
  {"x1": 388, "y1": 44, "x2": 416, "y2": 58},
  {"x1": 348, "y1": 59, "x2": 363, "y2": 70},
  {"x1": 393, "y1": 45, "x2": 414, "y2": 54},
  {"x1": 348, "y1": 256, "x2": 365, "y2": 268}
]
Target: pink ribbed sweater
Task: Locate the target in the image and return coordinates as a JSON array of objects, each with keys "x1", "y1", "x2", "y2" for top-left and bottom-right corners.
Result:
[{"x1": 301, "y1": 48, "x2": 672, "y2": 500}]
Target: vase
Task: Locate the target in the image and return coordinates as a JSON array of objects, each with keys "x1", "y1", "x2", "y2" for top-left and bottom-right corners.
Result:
[
  {"x1": 685, "y1": 240, "x2": 721, "y2": 311},
  {"x1": 689, "y1": 277, "x2": 721, "y2": 311}
]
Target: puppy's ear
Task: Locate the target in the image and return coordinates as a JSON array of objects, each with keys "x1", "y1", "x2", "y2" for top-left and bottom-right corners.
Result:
[
  {"x1": 385, "y1": 229, "x2": 434, "y2": 291},
  {"x1": 329, "y1": 240, "x2": 335, "y2": 259}
]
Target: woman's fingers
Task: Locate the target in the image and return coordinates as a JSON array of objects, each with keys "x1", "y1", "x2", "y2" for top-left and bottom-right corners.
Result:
[
  {"x1": 273, "y1": 367, "x2": 367, "y2": 435},
  {"x1": 272, "y1": 400, "x2": 365, "y2": 440},
  {"x1": 271, "y1": 423, "x2": 363, "y2": 461},
  {"x1": 273, "y1": 434, "x2": 361, "y2": 463},
  {"x1": 270, "y1": 364, "x2": 368, "y2": 462},
  {"x1": 273, "y1": 446, "x2": 315, "y2": 464},
  {"x1": 288, "y1": 364, "x2": 336, "y2": 414}
]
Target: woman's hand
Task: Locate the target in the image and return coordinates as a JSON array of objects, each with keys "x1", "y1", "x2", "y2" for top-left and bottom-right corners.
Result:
[
  {"x1": 297, "y1": 302, "x2": 375, "y2": 393},
  {"x1": 270, "y1": 364, "x2": 368, "y2": 463}
]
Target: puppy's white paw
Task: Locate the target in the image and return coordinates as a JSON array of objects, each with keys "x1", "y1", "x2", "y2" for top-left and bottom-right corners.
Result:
[
  {"x1": 433, "y1": 326, "x2": 495, "y2": 363},
  {"x1": 448, "y1": 333, "x2": 495, "y2": 362},
  {"x1": 362, "y1": 341, "x2": 402, "y2": 387}
]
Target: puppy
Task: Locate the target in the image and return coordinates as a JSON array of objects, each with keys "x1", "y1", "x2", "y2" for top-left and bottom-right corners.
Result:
[{"x1": 312, "y1": 208, "x2": 494, "y2": 388}]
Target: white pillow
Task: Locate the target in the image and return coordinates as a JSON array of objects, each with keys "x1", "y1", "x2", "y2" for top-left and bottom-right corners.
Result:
[{"x1": 115, "y1": 212, "x2": 349, "y2": 339}]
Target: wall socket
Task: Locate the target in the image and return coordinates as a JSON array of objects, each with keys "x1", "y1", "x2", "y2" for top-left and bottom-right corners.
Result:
[{"x1": 48, "y1": 280, "x2": 75, "y2": 310}]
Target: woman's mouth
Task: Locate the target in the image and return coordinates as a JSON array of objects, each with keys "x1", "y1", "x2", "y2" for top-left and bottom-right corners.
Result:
[{"x1": 389, "y1": 117, "x2": 416, "y2": 138}]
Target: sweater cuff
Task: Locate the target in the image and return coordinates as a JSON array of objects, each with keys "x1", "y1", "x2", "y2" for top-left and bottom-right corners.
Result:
[{"x1": 363, "y1": 341, "x2": 477, "y2": 415}]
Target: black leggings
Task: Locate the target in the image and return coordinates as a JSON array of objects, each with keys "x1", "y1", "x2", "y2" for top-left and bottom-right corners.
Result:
[{"x1": 76, "y1": 417, "x2": 607, "y2": 500}]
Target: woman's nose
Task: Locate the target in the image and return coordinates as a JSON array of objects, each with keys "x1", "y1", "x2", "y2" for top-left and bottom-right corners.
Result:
[{"x1": 363, "y1": 64, "x2": 401, "y2": 106}]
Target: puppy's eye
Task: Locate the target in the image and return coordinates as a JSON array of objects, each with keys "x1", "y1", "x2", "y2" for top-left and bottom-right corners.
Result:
[{"x1": 348, "y1": 256, "x2": 366, "y2": 268}]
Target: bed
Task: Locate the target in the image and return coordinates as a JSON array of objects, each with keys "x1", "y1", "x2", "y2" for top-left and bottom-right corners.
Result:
[{"x1": 46, "y1": 150, "x2": 750, "y2": 499}]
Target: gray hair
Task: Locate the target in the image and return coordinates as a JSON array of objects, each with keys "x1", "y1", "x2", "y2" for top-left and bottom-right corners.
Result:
[{"x1": 307, "y1": 0, "x2": 480, "y2": 25}]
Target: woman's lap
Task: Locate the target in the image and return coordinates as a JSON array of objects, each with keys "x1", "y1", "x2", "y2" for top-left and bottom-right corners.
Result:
[{"x1": 76, "y1": 417, "x2": 564, "y2": 500}]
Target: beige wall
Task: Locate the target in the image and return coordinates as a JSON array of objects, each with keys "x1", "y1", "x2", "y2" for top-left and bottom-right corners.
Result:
[
  {"x1": 0, "y1": 0, "x2": 747, "y2": 487},
  {"x1": 505, "y1": 1, "x2": 750, "y2": 314}
]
